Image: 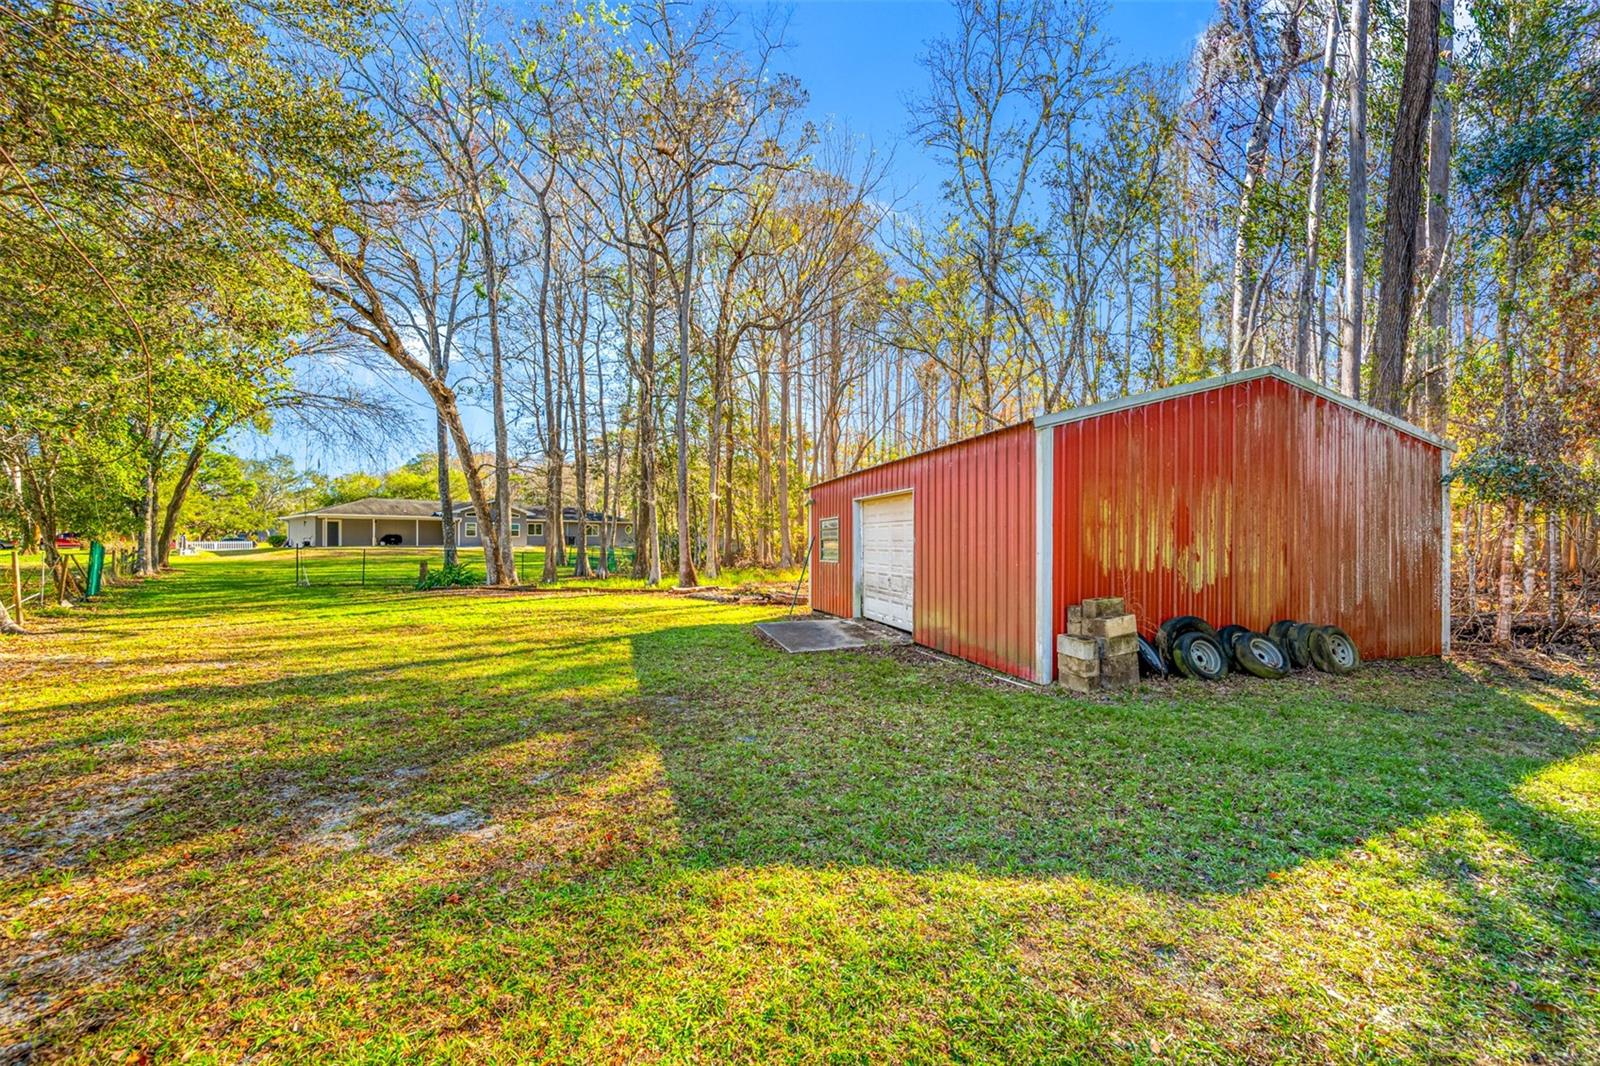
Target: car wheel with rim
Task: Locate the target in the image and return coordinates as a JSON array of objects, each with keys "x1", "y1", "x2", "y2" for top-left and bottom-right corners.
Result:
[
  {"x1": 1157, "y1": 615, "x2": 1220, "y2": 664},
  {"x1": 1230, "y1": 631, "x2": 1290, "y2": 679},
  {"x1": 1309, "y1": 625, "x2": 1361, "y2": 674},
  {"x1": 1173, "y1": 631, "x2": 1228, "y2": 681}
]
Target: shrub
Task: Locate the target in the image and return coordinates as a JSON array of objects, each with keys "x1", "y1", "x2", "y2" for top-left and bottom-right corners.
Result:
[
  {"x1": 414, "y1": 561, "x2": 477, "y2": 590},
  {"x1": 267, "y1": 534, "x2": 287, "y2": 547}
]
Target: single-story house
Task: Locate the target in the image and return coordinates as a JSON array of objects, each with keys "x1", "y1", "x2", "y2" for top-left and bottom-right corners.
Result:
[{"x1": 281, "y1": 498, "x2": 634, "y2": 549}]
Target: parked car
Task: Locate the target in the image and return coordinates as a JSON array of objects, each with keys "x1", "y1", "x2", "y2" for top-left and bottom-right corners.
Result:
[
  {"x1": 378, "y1": 533, "x2": 404, "y2": 546},
  {"x1": 0, "y1": 539, "x2": 14, "y2": 550},
  {"x1": 55, "y1": 533, "x2": 82, "y2": 549}
]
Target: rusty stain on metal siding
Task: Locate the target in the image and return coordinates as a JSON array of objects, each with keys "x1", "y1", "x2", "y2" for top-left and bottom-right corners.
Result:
[
  {"x1": 808, "y1": 424, "x2": 1037, "y2": 680},
  {"x1": 1052, "y1": 376, "x2": 1443, "y2": 659}
]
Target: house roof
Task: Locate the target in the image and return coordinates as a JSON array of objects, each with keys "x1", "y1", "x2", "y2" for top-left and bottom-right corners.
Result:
[
  {"x1": 449, "y1": 503, "x2": 630, "y2": 524},
  {"x1": 280, "y1": 497, "x2": 441, "y2": 520},
  {"x1": 282, "y1": 497, "x2": 631, "y2": 524}
]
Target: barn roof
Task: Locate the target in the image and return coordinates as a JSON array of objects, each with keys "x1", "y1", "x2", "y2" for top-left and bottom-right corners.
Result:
[{"x1": 1032, "y1": 366, "x2": 1452, "y2": 450}]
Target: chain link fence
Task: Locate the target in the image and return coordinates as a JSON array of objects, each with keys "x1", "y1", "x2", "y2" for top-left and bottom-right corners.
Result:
[{"x1": 290, "y1": 546, "x2": 637, "y2": 588}]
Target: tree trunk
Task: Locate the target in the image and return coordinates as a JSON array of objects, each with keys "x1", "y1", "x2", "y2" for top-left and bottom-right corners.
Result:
[
  {"x1": 1523, "y1": 516, "x2": 1538, "y2": 598},
  {"x1": 1342, "y1": 0, "x2": 1370, "y2": 399},
  {"x1": 640, "y1": 247, "x2": 663, "y2": 586},
  {"x1": 538, "y1": 194, "x2": 561, "y2": 585},
  {"x1": 705, "y1": 329, "x2": 723, "y2": 580},
  {"x1": 1547, "y1": 511, "x2": 1561, "y2": 625},
  {"x1": 757, "y1": 337, "x2": 772, "y2": 567},
  {"x1": 1464, "y1": 503, "x2": 1478, "y2": 615},
  {"x1": 1496, "y1": 500, "x2": 1518, "y2": 644},
  {"x1": 157, "y1": 424, "x2": 218, "y2": 570},
  {"x1": 778, "y1": 320, "x2": 793, "y2": 568},
  {"x1": 594, "y1": 302, "x2": 613, "y2": 580},
  {"x1": 1293, "y1": 5, "x2": 1341, "y2": 377},
  {"x1": 437, "y1": 413, "x2": 456, "y2": 567},
  {"x1": 572, "y1": 290, "x2": 593, "y2": 578},
  {"x1": 1422, "y1": 0, "x2": 1454, "y2": 432},
  {"x1": 1370, "y1": 0, "x2": 1442, "y2": 415},
  {"x1": 135, "y1": 423, "x2": 162, "y2": 576},
  {"x1": 480, "y1": 211, "x2": 515, "y2": 586},
  {"x1": 675, "y1": 172, "x2": 698, "y2": 588}
]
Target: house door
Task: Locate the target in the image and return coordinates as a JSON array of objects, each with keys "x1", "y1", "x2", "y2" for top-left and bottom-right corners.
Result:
[
  {"x1": 857, "y1": 493, "x2": 914, "y2": 631},
  {"x1": 326, "y1": 520, "x2": 341, "y2": 547}
]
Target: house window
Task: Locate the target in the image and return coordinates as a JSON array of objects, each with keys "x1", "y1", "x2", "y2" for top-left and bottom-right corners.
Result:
[
  {"x1": 819, "y1": 516, "x2": 840, "y2": 563},
  {"x1": 464, "y1": 520, "x2": 477, "y2": 538},
  {"x1": 532, "y1": 522, "x2": 544, "y2": 537},
  {"x1": 585, "y1": 523, "x2": 598, "y2": 536},
  {"x1": 511, "y1": 522, "x2": 521, "y2": 536}
]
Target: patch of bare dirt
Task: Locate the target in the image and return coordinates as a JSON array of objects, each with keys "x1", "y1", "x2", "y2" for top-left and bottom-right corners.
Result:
[
  {"x1": 0, "y1": 925, "x2": 146, "y2": 1034},
  {"x1": 267, "y1": 774, "x2": 497, "y2": 858}
]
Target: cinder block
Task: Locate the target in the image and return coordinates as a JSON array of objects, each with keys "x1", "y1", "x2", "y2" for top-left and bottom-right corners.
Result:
[
  {"x1": 1097, "y1": 653, "x2": 1139, "y2": 690},
  {"x1": 1097, "y1": 633, "x2": 1138, "y2": 658},
  {"x1": 1091, "y1": 596, "x2": 1125, "y2": 617},
  {"x1": 1057, "y1": 653, "x2": 1099, "y2": 679},
  {"x1": 1067, "y1": 605, "x2": 1083, "y2": 628},
  {"x1": 1080, "y1": 599, "x2": 1102, "y2": 621},
  {"x1": 1057, "y1": 634, "x2": 1098, "y2": 661},
  {"x1": 1059, "y1": 671, "x2": 1094, "y2": 694},
  {"x1": 1085, "y1": 613, "x2": 1137, "y2": 640}
]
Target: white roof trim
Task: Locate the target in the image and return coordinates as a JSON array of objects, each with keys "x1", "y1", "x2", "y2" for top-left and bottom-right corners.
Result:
[{"x1": 1031, "y1": 366, "x2": 1453, "y2": 451}]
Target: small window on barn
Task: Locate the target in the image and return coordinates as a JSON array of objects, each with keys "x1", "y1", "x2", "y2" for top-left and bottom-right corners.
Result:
[
  {"x1": 532, "y1": 522, "x2": 544, "y2": 537},
  {"x1": 464, "y1": 520, "x2": 477, "y2": 537},
  {"x1": 585, "y1": 523, "x2": 598, "y2": 535},
  {"x1": 511, "y1": 522, "x2": 521, "y2": 536},
  {"x1": 819, "y1": 516, "x2": 840, "y2": 563}
]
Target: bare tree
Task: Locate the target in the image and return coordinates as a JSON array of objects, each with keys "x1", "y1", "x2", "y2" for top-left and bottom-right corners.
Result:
[
  {"x1": 1342, "y1": 0, "x2": 1370, "y2": 398},
  {"x1": 1371, "y1": 0, "x2": 1443, "y2": 414},
  {"x1": 1292, "y1": 3, "x2": 1341, "y2": 377},
  {"x1": 1420, "y1": 0, "x2": 1455, "y2": 430},
  {"x1": 1208, "y1": 0, "x2": 1313, "y2": 372}
]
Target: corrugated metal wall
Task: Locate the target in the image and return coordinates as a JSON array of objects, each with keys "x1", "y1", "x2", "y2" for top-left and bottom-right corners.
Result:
[
  {"x1": 1050, "y1": 375, "x2": 1444, "y2": 659},
  {"x1": 809, "y1": 424, "x2": 1037, "y2": 679}
]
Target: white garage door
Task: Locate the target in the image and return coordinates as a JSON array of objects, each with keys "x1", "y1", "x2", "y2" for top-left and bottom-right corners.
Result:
[{"x1": 859, "y1": 493, "x2": 914, "y2": 631}]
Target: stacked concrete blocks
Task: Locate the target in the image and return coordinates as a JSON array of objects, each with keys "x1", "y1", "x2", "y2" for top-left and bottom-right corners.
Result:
[{"x1": 1057, "y1": 596, "x2": 1139, "y2": 692}]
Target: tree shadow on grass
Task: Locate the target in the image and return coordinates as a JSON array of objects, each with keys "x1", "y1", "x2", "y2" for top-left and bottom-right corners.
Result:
[
  {"x1": 630, "y1": 619, "x2": 1599, "y2": 898},
  {"x1": 5, "y1": 570, "x2": 1597, "y2": 1062}
]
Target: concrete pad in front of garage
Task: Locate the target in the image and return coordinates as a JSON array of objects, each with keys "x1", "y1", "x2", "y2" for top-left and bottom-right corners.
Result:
[{"x1": 755, "y1": 617, "x2": 912, "y2": 653}]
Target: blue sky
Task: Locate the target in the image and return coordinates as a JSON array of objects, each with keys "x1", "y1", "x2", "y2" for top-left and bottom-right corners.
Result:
[
  {"x1": 243, "y1": 0, "x2": 1216, "y2": 476},
  {"x1": 772, "y1": 0, "x2": 1214, "y2": 201}
]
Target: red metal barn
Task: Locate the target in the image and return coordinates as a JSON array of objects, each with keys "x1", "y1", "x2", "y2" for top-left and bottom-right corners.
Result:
[{"x1": 807, "y1": 367, "x2": 1451, "y2": 683}]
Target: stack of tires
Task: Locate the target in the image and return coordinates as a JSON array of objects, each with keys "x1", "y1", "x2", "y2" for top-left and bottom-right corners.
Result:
[{"x1": 1138, "y1": 616, "x2": 1361, "y2": 682}]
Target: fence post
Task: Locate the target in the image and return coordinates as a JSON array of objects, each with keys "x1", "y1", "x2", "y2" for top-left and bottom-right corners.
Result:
[{"x1": 9, "y1": 549, "x2": 21, "y2": 627}]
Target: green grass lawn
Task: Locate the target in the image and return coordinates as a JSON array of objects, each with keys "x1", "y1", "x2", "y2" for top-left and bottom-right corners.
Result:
[
  {"x1": 226, "y1": 545, "x2": 797, "y2": 592},
  {"x1": 2, "y1": 554, "x2": 1597, "y2": 1063}
]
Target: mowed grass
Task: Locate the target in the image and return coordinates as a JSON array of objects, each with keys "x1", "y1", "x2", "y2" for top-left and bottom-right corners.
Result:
[
  {"x1": 231, "y1": 544, "x2": 798, "y2": 592},
  {"x1": 1, "y1": 555, "x2": 1597, "y2": 1063}
]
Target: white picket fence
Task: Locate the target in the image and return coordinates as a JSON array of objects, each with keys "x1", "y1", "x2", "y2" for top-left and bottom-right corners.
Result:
[{"x1": 180, "y1": 539, "x2": 256, "y2": 555}]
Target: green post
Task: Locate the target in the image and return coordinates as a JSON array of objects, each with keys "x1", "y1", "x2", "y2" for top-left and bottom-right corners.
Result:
[{"x1": 85, "y1": 541, "x2": 105, "y2": 597}]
